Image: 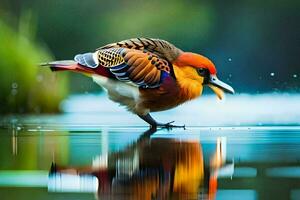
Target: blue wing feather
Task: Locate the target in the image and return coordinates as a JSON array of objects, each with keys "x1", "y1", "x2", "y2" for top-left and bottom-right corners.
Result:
[{"x1": 74, "y1": 53, "x2": 98, "y2": 68}]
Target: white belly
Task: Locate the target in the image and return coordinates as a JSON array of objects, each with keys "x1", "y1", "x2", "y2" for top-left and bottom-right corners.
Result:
[{"x1": 92, "y1": 75, "x2": 149, "y2": 115}]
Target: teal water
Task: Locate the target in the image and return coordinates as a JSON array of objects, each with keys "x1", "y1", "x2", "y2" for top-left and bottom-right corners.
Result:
[
  {"x1": 0, "y1": 94, "x2": 300, "y2": 199},
  {"x1": 0, "y1": 124, "x2": 300, "y2": 200}
]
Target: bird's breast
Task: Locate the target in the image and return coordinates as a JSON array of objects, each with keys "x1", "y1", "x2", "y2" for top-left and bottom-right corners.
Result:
[{"x1": 138, "y1": 76, "x2": 201, "y2": 112}]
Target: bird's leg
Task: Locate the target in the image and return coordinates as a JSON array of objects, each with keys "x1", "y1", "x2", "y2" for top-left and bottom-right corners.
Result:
[
  {"x1": 136, "y1": 126, "x2": 158, "y2": 145},
  {"x1": 138, "y1": 113, "x2": 185, "y2": 129}
]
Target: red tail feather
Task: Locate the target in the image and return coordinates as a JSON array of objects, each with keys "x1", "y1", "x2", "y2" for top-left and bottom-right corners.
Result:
[{"x1": 39, "y1": 60, "x2": 114, "y2": 78}]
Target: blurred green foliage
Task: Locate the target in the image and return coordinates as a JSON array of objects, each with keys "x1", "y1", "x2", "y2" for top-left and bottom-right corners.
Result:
[
  {"x1": 0, "y1": 12, "x2": 68, "y2": 114},
  {"x1": 30, "y1": 0, "x2": 299, "y2": 93},
  {"x1": 0, "y1": 0, "x2": 299, "y2": 111}
]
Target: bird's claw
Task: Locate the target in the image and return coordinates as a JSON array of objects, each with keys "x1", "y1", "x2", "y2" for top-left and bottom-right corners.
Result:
[{"x1": 152, "y1": 121, "x2": 186, "y2": 130}]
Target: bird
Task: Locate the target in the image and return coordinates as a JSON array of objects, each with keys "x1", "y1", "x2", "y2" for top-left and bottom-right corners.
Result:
[{"x1": 41, "y1": 38, "x2": 234, "y2": 128}]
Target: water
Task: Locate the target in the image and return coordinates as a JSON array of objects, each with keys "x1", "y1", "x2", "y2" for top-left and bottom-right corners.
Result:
[
  {"x1": 1, "y1": 94, "x2": 300, "y2": 199},
  {"x1": 0, "y1": 124, "x2": 300, "y2": 200}
]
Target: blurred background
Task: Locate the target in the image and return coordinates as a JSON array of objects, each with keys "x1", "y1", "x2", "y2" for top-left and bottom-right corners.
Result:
[
  {"x1": 0, "y1": 0, "x2": 299, "y2": 114},
  {"x1": 1, "y1": 2, "x2": 300, "y2": 199}
]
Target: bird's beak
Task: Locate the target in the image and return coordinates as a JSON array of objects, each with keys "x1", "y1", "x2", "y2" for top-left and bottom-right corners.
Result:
[{"x1": 208, "y1": 75, "x2": 234, "y2": 100}]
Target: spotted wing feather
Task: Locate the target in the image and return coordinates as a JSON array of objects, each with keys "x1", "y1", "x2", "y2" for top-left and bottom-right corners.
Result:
[
  {"x1": 97, "y1": 38, "x2": 183, "y2": 62},
  {"x1": 75, "y1": 48, "x2": 172, "y2": 88}
]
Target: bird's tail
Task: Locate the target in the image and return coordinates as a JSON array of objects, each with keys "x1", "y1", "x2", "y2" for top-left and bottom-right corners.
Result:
[{"x1": 39, "y1": 60, "x2": 94, "y2": 74}]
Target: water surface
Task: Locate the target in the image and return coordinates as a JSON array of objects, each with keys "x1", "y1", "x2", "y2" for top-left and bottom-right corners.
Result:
[
  {"x1": 1, "y1": 124, "x2": 300, "y2": 200},
  {"x1": 1, "y1": 94, "x2": 300, "y2": 199}
]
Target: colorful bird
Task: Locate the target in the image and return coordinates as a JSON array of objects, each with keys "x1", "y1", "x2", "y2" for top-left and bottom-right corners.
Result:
[{"x1": 41, "y1": 38, "x2": 234, "y2": 128}]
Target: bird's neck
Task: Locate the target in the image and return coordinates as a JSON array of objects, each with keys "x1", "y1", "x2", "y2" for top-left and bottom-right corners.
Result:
[{"x1": 173, "y1": 65, "x2": 204, "y2": 100}]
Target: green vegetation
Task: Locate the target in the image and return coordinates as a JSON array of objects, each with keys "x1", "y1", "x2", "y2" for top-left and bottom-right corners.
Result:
[
  {"x1": 0, "y1": 13, "x2": 68, "y2": 114},
  {"x1": 0, "y1": 0, "x2": 299, "y2": 114}
]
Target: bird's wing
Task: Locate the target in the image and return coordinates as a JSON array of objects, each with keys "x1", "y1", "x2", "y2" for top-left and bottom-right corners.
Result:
[
  {"x1": 75, "y1": 48, "x2": 173, "y2": 88},
  {"x1": 97, "y1": 38, "x2": 183, "y2": 62}
]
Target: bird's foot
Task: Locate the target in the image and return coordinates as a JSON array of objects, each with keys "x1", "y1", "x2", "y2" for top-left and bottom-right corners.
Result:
[
  {"x1": 138, "y1": 114, "x2": 185, "y2": 130},
  {"x1": 152, "y1": 121, "x2": 186, "y2": 130}
]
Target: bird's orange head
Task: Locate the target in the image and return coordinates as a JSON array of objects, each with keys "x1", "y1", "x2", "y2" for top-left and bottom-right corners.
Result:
[
  {"x1": 174, "y1": 52, "x2": 234, "y2": 99},
  {"x1": 174, "y1": 52, "x2": 217, "y2": 75}
]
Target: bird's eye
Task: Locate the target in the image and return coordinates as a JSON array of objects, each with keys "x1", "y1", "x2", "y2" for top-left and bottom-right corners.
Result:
[
  {"x1": 197, "y1": 68, "x2": 210, "y2": 84},
  {"x1": 197, "y1": 68, "x2": 209, "y2": 77}
]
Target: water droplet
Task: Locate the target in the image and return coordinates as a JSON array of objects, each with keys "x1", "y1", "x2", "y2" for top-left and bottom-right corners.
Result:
[
  {"x1": 12, "y1": 82, "x2": 18, "y2": 89},
  {"x1": 228, "y1": 58, "x2": 232, "y2": 62},
  {"x1": 270, "y1": 72, "x2": 275, "y2": 76},
  {"x1": 11, "y1": 89, "x2": 18, "y2": 96},
  {"x1": 229, "y1": 74, "x2": 232, "y2": 77},
  {"x1": 36, "y1": 74, "x2": 43, "y2": 82},
  {"x1": 293, "y1": 74, "x2": 298, "y2": 78}
]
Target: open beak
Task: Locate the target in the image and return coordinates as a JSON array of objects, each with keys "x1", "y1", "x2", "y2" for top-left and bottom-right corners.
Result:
[{"x1": 207, "y1": 75, "x2": 234, "y2": 100}]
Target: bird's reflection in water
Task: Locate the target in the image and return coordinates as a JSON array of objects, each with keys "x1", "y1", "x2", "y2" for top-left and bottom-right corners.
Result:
[{"x1": 49, "y1": 128, "x2": 232, "y2": 200}]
